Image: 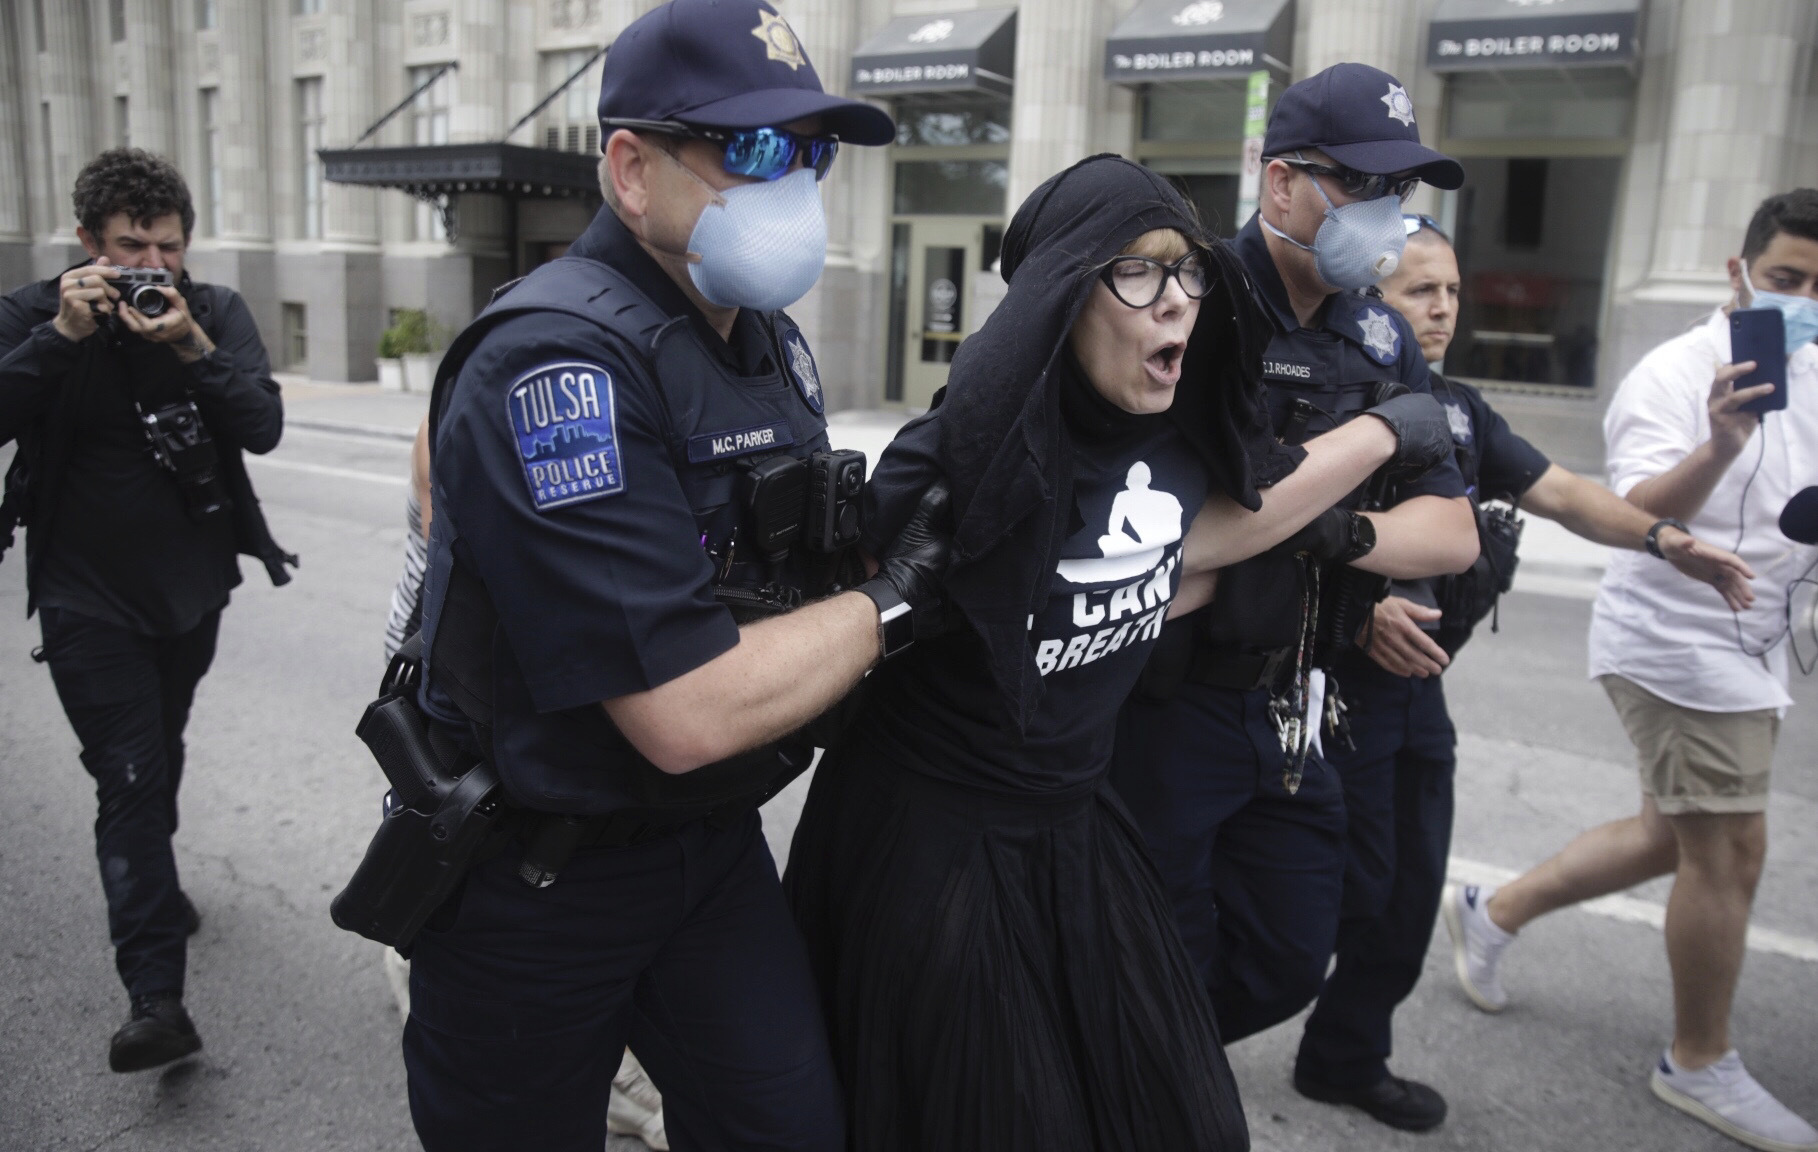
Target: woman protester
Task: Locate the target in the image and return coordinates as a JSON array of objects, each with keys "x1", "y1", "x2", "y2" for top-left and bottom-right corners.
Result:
[{"x1": 783, "y1": 155, "x2": 1456, "y2": 1151}]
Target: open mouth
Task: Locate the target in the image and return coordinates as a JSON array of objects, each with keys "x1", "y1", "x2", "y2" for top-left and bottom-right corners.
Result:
[{"x1": 1145, "y1": 342, "x2": 1185, "y2": 384}]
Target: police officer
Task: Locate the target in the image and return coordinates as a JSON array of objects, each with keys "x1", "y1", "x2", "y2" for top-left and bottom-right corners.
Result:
[
  {"x1": 1293, "y1": 217, "x2": 1755, "y2": 1131},
  {"x1": 402, "y1": 3, "x2": 947, "y2": 1147},
  {"x1": 1110, "y1": 61, "x2": 1477, "y2": 1095}
]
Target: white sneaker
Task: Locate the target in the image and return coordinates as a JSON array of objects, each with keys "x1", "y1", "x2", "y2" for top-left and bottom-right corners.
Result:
[
  {"x1": 1441, "y1": 883, "x2": 1512, "y2": 1013},
  {"x1": 607, "y1": 1051, "x2": 670, "y2": 1151},
  {"x1": 1651, "y1": 1049, "x2": 1818, "y2": 1152}
]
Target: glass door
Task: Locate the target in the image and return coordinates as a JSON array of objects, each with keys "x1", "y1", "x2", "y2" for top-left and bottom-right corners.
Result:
[{"x1": 899, "y1": 219, "x2": 984, "y2": 410}]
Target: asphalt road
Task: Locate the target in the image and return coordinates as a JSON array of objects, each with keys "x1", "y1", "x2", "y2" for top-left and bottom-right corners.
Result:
[{"x1": 0, "y1": 387, "x2": 1812, "y2": 1151}]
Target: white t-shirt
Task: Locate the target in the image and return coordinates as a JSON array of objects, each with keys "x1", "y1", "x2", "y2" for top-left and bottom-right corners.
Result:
[{"x1": 1587, "y1": 309, "x2": 1818, "y2": 713}]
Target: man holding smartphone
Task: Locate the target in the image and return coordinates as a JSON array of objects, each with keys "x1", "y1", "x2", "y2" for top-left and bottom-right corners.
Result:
[{"x1": 1446, "y1": 190, "x2": 1818, "y2": 1152}]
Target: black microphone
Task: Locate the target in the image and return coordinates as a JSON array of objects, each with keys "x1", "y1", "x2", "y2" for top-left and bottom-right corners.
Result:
[{"x1": 1780, "y1": 486, "x2": 1818, "y2": 545}]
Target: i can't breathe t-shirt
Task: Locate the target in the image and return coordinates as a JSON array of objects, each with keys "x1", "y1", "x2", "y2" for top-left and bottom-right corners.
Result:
[{"x1": 863, "y1": 412, "x2": 1209, "y2": 796}]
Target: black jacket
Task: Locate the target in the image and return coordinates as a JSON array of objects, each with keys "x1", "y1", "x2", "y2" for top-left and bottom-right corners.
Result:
[{"x1": 0, "y1": 267, "x2": 295, "y2": 614}]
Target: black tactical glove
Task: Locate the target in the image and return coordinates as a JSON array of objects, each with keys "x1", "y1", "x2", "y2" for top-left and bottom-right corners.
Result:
[
  {"x1": 1272, "y1": 506, "x2": 1371, "y2": 563},
  {"x1": 1366, "y1": 393, "x2": 1454, "y2": 476},
  {"x1": 857, "y1": 481, "x2": 953, "y2": 658}
]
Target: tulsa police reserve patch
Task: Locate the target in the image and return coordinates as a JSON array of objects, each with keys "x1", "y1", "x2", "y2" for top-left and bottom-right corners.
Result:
[
  {"x1": 507, "y1": 361, "x2": 625, "y2": 511},
  {"x1": 785, "y1": 332, "x2": 824, "y2": 414}
]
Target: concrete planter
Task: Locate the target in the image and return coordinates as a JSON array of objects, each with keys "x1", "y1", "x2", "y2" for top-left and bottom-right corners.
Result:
[
  {"x1": 377, "y1": 357, "x2": 405, "y2": 392},
  {"x1": 401, "y1": 352, "x2": 442, "y2": 394}
]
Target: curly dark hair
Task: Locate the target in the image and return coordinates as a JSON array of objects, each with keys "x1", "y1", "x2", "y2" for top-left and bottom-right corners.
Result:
[
  {"x1": 71, "y1": 148, "x2": 196, "y2": 240},
  {"x1": 1742, "y1": 188, "x2": 1818, "y2": 263}
]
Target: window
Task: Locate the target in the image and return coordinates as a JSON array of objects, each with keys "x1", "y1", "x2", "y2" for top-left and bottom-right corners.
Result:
[
  {"x1": 889, "y1": 94, "x2": 1011, "y2": 217},
  {"x1": 297, "y1": 78, "x2": 324, "y2": 239},
  {"x1": 114, "y1": 96, "x2": 129, "y2": 148},
  {"x1": 110, "y1": 0, "x2": 127, "y2": 42},
  {"x1": 282, "y1": 304, "x2": 308, "y2": 371},
  {"x1": 196, "y1": 0, "x2": 217, "y2": 30},
  {"x1": 893, "y1": 93, "x2": 1011, "y2": 148},
  {"x1": 292, "y1": 0, "x2": 323, "y2": 13},
  {"x1": 539, "y1": 50, "x2": 603, "y2": 154},
  {"x1": 408, "y1": 66, "x2": 453, "y2": 240},
  {"x1": 40, "y1": 103, "x2": 54, "y2": 228},
  {"x1": 200, "y1": 88, "x2": 222, "y2": 236}
]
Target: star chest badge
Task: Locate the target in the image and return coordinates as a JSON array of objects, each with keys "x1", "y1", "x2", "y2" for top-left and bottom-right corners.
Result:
[
  {"x1": 752, "y1": 8, "x2": 805, "y2": 70},
  {"x1": 787, "y1": 334, "x2": 824, "y2": 413},
  {"x1": 1357, "y1": 307, "x2": 1401, "y2": 364},
  {"x1": 1381, "y1": 82, "x2": 1416, "y2": 128}
]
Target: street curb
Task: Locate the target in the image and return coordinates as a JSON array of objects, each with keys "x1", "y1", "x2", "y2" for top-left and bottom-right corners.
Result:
[{"x1": 288, "y1": 418, "x2": 418, "y2": 443}]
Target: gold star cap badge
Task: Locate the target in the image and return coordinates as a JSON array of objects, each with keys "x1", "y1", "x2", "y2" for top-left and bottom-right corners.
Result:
[{"x1": 752, "y1": 7, "x2": 805, "y2": 70}]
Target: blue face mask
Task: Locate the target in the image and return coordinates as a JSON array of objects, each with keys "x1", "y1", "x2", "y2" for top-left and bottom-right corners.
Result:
[
  {"x1": 682, "y1": 167, "x2": 828, "y2": 313},
  {"x1": 1741, "y1": 260, "x2": 1818, "y2": 357},
  {"x1": 1261, "y1": 169, "x2": 1407, "y2": 291}
]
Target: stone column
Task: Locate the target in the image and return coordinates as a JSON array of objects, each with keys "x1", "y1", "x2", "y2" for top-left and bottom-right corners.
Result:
[
  {"x1": 126, "y1": 0, "x2": 178, "y2": 156},
  {"x1": 1607, "y1": 0, "x2": 1818, "y2": 383},
  {"x1": 775, "y1": 0, "x2": 881, "y2": 411},
  {"x1": 41, "y1": 0, "x2": 99, "y2": 241},
  {"x1": 316, "y1": 0, "x2": 383, "y2": 381},
  {"x1": 1007, "y1": 0, "x2": 1101, "y2": 214},
  {"x1": 0, "y1": 3, "x2": 32, "y2": 288},
  {"x1": 1293, "y1": 0, "x2": 1418, "y2": 82}
]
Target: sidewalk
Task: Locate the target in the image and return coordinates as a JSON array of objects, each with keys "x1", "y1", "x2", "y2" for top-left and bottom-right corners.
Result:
[{"x1": 276, "y1": 378, "x2": 1612, "y2": 593}]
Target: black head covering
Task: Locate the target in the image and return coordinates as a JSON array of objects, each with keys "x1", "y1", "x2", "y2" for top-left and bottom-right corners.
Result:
[{"x1": 934, "y1": 153, "x2": 1300, "y2": 730}]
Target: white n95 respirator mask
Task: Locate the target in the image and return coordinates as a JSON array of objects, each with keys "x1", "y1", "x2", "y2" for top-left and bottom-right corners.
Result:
[{"x1": 685, "y1": 168, "x2": 828, "y2": 313}]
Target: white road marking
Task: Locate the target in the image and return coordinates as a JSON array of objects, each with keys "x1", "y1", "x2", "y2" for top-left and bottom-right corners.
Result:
[
  {"x1": 1450, "y1": 857, "x2": 1818, "y2": 964},
  {"x1": 246, "y1": 455, "x2": 408, "y2": 486}
]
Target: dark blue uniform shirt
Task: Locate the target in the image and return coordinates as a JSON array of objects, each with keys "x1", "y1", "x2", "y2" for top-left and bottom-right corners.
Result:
[
  {"x1": 1231, "y1": 216, "x2": 1465, "y2": 504},
  {"x1": 422, "y1": 208, "x2": 831, "y2": 813}
]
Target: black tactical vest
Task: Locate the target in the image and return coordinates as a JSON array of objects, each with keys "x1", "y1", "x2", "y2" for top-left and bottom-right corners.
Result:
[{"x1": 418, "y1": 256, "x2": 850, "y2": 815}]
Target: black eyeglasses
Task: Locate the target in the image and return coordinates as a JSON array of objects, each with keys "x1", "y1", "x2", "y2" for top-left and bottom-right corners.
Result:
[
  {"x1": 1276, "y1": 156, "x2": 1420, "y2": 202},
  {"x1": 603, "y1": 119, "x2": 840, "y2": 181},
  {"x1": 1097, "y1": 251, "x2": 1212, "y2": 309}
]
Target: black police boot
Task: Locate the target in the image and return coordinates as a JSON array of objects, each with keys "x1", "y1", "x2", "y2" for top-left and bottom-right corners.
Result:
[
  {"x1": 1293, "y1": 1069, "x2": 1448, "y2": 1132},
  {"x1": 178, "y1": 891, "x2": 201, "y2": 936},
  {"x1": 108, "y1": 995, "x2": 202, "y2": 1073}
]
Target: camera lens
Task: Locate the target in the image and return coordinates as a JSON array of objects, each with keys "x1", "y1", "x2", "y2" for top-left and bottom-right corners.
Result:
[{"x1": 131, "y1": 285, "x2": 168, "y2": 317}]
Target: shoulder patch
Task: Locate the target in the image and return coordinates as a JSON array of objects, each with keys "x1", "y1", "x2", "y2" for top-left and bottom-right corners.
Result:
[
  {"x1": 1355, "y1": 306, "x2": 1402, "y2": 366},
  {"x1": 785, "y1": 332, "x2": 824, "y2": 414},
  {"x1": 506, "y1": 361, "x2": 626, "y2": 511}
]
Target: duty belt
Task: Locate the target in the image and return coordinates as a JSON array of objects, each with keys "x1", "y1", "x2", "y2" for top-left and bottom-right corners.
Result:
[{"x1": 1185, "y1": 645, "x2": 1294, "y2": 692}]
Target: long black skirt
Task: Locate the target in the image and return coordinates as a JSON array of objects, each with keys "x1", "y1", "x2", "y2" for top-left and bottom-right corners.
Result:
[{"x1": 783, "y1": 735, "x2": 1249, "y2": 1152}]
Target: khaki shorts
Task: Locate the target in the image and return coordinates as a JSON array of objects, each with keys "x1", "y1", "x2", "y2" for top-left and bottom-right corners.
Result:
[{"x1": 1600, "y1": 675, "x2": 1778, "y2": 815}]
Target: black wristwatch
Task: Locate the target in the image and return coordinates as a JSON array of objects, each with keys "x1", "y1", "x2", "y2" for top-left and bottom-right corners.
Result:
[
  {"x1": 1650, "y1": 519, "x2": 1687, "y2": 559},
  {"x1": 1645, "y1": 517, "x2": 1688, "y2": 559},
  {"x1": 1338, "y1": 510, "x2": 1378, "y2": 564},
  {"x1": 857, "y1": 579, "x2": 916, "y2": 660}
]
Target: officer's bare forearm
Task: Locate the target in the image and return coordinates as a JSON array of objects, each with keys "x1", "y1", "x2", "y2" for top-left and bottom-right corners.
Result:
[
  {"x1": 1183, "y1": 416, "x2": 1396, "y2": 573},
  {"x1": 1353, "y1": 495, "x2": 1477, "y2": 578},
  {"x1": 1523, "y1": 464, "x2": 1662, "y2": 550},
  {"x1": 602, "y1": 591, "x2": 879, "y2": 774},
  {"x1": 1623, "y1": 439, "x2": 1742, "y2": 523}
]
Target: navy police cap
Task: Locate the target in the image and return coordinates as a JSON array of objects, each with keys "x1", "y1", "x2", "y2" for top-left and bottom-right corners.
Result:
[
  {"x1": 1264, "y1": 63, "x2": 1463, "y2": 191},
  {"x1": 598, "y1": 0, "x2": 894, "y2": 146}
]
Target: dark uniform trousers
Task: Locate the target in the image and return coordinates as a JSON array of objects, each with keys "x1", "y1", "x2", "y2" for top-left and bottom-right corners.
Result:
[
  {"x1": 1112, "y1": 682, "x2": 1349, "y2": 1043},
  {"x1": 39, "y1": 604, "x2": 220, "y2": 1001},
  {"x1": 1296, "y1": 652, "x2": 1456, "y2": 1088},
  {"x1": 403, "y1": 806, "x2": 845, "y2": 1152}
]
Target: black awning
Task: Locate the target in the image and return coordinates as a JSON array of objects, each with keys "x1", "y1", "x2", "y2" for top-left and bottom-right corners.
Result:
[
  {"x1": 1104, "y1": 0, "x2": 1292, "y2": 85},
  {"x1": 851, "y1": 8, "x2": 1016, "y2": 97},
  {"x1": 319, "y1": 143, "x2": 600, "y2": 198},
  {"x1": 1428, "y1": 0, "x2": 1642, "y2": 71}
]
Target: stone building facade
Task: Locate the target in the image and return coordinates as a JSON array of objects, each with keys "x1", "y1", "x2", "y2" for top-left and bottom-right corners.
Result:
[{"x1": 2, "y1": 0, "x2": 1815, "y2": 455}]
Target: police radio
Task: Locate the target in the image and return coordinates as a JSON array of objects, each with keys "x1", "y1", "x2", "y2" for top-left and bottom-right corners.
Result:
[{"x1": 740, "y1": 449, "x2": 867, "y2": 559}]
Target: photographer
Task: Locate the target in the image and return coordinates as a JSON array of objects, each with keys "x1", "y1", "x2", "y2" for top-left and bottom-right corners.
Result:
[
  {"x1": 0, "y1": 148, "x2": 291, "y2": 1073},
  {"x1": 1445, "y1": 191, "x2": 1818, "y2": 1151}
]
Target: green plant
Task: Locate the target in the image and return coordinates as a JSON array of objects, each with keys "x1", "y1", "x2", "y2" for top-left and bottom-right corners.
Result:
[{"x1": 378, "y1": 309, "x2": 434, "y2": 359}]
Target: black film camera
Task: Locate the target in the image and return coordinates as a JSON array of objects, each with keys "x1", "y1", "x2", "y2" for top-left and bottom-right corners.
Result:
[
  {"x1": 113, "y1": 267, "x2": 174, "y2": 317},
  {"x1": 139, "y1": 400, "x2": 227, "y2": 520}
]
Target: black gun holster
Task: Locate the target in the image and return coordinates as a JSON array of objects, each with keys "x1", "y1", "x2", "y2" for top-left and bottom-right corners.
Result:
[{"x1": 330, "y1": 639, "x2": 504, "y2": 955}]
